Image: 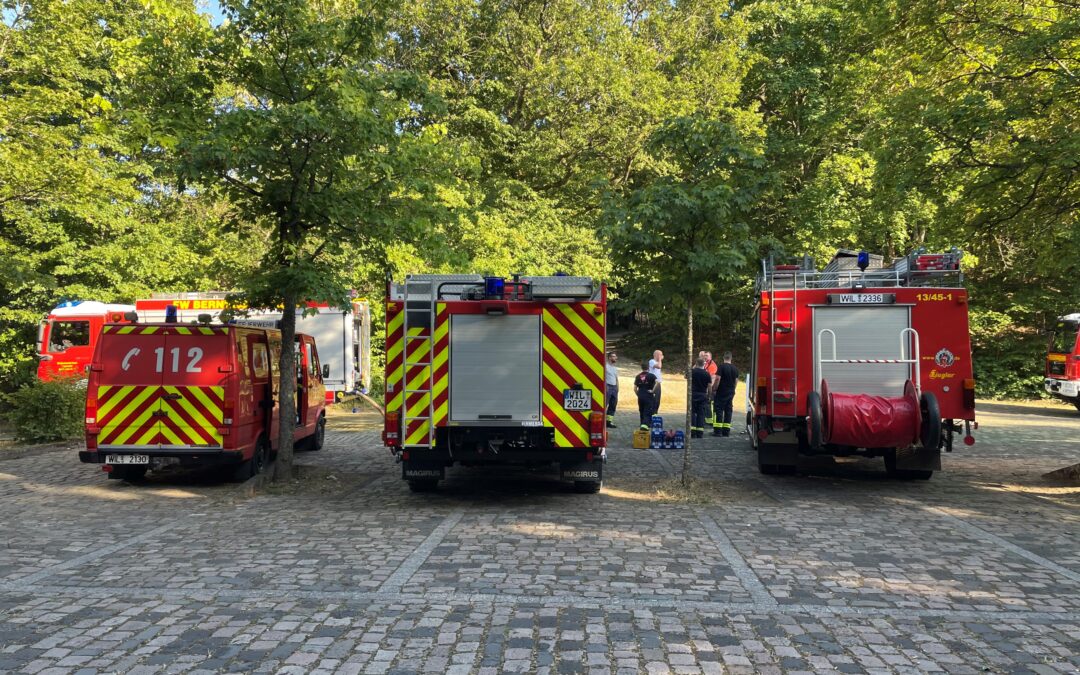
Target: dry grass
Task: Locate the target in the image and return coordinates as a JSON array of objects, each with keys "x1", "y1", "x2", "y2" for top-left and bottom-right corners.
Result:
[{"x1": 603, "y1": 476, "x2": 730, "y2": 505}]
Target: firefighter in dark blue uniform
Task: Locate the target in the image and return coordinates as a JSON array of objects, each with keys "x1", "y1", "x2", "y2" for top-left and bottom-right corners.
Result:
[{"x1": 713, "y1": 351, "x2": 739, "y2": 437}]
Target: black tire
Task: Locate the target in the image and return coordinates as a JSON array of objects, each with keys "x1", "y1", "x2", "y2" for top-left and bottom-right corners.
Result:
[
  {"x1": 408, "y1": 479, "x2": 439, "y2": 492},
  {"x1": 919, "y1": 392, "x2": 942, "y2": 450},
  {"x1": 231, "y1": 438, "x2": 267, "y2": 482},
  {"x1": 806, "y1": 390, "x2": 824, "y2": 449},
  {"x1": 109, "y1": 465, "x2": 147, "y2": 482},
  {"x1": 302, "y1": 414, "x2": 326, "y2": 452},
  {"x1": 758, "y1": 459, "x2": 778, "y2": 475},
  {"x1": 884, "y1": 450, "x2": 934, "y2": 480},
  {"x1": 1074, "y1": 400, "x2": 1080, "y2": 413},
  {"x1": 574, "y1": 480, "x2": 602, "y2": 494}
]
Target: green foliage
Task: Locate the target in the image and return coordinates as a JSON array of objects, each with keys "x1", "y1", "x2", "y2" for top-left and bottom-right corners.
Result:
[{"x1": 6, "y1": 377, "x2": 86, "y2": 443}]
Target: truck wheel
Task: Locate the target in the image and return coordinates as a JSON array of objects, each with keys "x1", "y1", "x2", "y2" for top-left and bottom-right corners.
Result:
[
  {"x1": 231, "y1": 439, "x2": 267, "y2": 482},
  {"x1": 301, "y1": 413, "x2": 326, "y2": 452},
  {"x1": 758, "y1": 458, "x2": 778, "y2": 475},
  {"x1": 806, "y1": 391, "x2": 824, "y2": 449},
  {"x1": 919, "y1": 392, "x2": 941, "y2": 450},
  {"x1": 573, "y1": 481, "x2": 602, "y2": 494},
  {"x1": 109, "y1": 466, "x2": 147, "y2": 482},
  {"x1": 408, "y1": 479, "x2": 439, "y2": 492}
]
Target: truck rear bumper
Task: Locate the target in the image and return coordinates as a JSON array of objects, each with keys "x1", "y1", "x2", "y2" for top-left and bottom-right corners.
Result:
[
  {"x1": 401, "y1": 447, "x2": 605, "y2": 482},
  {"x1": 1045, "y1": 378, "x2": 1079, "y2": 399},
  {"x1": 80, "y1": 448, "x2": 243, "y2": 465}
]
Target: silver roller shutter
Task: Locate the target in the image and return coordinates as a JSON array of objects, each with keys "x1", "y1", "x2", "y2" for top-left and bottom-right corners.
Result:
[
  {"x1": 450, "y1": 314, "x2": 542, "y2": 422},
  {"x1": 813, "y1": 306, "x2": 912, "y2": 397}
]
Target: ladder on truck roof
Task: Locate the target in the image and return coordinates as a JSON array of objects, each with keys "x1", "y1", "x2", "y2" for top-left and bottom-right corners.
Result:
[
  {"x1": 401, "y1": 278, "x2": 437, "y2": 448},
  {"x1": 769, "y1": 265, "x2": 800, "y2": 418}
]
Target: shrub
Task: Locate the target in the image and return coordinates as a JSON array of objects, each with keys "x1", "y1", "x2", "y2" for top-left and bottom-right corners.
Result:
[{"x1": 6, "y1": 377, "x2": 86, "y2": 443}]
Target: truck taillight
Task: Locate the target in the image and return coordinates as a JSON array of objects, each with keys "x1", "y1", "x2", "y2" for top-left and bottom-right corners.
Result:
[
  {"x1": 223, "y1": 399, "x2": 234, "y2": 426},
  {"x1": 384, "y1": 411, "x2": 401, "y2": 446},
  {"x1": 756, "y1": 377, "x2": 767, "y2": 408},
  {"x1": 85, "y1": 389, "x2": 99, "y2": 434},
  {"x1": 962, "y1": 378, "x2": 976, "y2": 409},
  {"x1": 589, "y1": 412, "x2": 605, "y2": 447}
]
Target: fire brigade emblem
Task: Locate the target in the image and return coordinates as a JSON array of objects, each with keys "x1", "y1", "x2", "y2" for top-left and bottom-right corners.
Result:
[{"x1": 934, "y1": 348, "x2": 956, "y2": 368}]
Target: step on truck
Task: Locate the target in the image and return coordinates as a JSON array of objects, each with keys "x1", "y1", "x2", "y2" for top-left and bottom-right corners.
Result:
[
  {"x1": 1045, "y1": 313, "x2": 1080, "y2": 411},
  {"x1": 748, "y1": 248, "x2": 976, "y2": 479},
  {"x1": 81, "y1": 321, "x2": 327, "y2": 481},
  {"x1": 383, "y1": 274, "x2": 607, "y2": 493}
]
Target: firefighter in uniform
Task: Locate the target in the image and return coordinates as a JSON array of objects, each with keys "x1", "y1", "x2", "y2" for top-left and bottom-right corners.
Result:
[
  {"x1": 713, "y1": 351, "x2": 739, "y2": 437},
  {"x1": 703, "y1": 351, "x2": 718, "y2": 428},
  {"x1": 634, "y1": 360, "x2": 659, "y2": 430},
  {"x1": 690, "y1": 358, "x2": 712, "y2": 438},
  {"x1": 604, "y1": 352, "x2": 619, "y2": 428}
]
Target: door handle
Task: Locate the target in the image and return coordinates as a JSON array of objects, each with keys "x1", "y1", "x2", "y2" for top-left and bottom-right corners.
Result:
[{"x1": 163, "y1": 393, "x2": 182, "y2": 400}]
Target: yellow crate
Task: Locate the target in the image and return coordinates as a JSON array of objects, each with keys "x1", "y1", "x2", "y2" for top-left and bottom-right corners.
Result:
[{"x1": 632, "y1": 429, "x2": 651, "y2": 449}]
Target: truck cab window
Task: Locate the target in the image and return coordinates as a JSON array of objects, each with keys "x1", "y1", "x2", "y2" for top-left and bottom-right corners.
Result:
[
  {"x1": 1050, "y1": 323, "x2": 1078, "y2": 354},
  {"x1": 49, "y1": 321, "x2": 90, "y2": 352}
]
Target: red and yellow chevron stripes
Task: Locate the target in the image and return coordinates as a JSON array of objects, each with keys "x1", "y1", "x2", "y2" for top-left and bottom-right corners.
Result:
[
  {"x1": 403, "y1": 326, "x2": 432, "y2": 446},
  {"x1": 102, "y1": 325, "x2": 229, "y2": 335},
  {"x1": 541, "y1": 303, "x2": 605, "y2": 447},
  {"x1": 430, "y1": 303, "x2": 450, "y2": 435},
  {"x1": 384, "y1": 302, "x2": 405, "y2": 417},
  {"x1": 96, "y1": 385, "x2": 223, "y2": 447}
]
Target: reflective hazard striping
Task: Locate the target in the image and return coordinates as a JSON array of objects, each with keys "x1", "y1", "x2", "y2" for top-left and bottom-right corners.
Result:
[
  {"x1": 430, "y1": 303, "x2": 450, "y2": 436},
  {"x1": 405, "y1": 418, "x2": 431, "y2": 446},
  {"x1": 384, "y1": 303, "x2": 405, "y2": 415},
  {"x1": 96, "y1": 385, "x2": 223, "y2": 447},
  {"x1": 542, "y1": 303, "x2": 605, "y2": 448},
  {"x1": 403, "y1": 326, "x2": 432, "y2": 446},
  {"x1": 102, "y1": 325, "x2": 229, "y2": 335}
]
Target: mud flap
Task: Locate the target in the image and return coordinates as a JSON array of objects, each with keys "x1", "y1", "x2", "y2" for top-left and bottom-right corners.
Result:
[
  {"x1": 560, "y1": 460, "x2": 603, "y2": 484},
  {"x1": 757, "y1": 443, "x2": 799, "y2": 467},
  {"x1": 893, "y1": 445, "x2": 941, "y2": 471},
  {"x1": 402, "y1": 463, "x2": 445, "y2": 481}
]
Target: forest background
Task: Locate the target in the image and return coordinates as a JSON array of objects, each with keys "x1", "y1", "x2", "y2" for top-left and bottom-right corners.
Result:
[{"x1": 1, "y1": 0, "x2": 1077, "y2": 403}]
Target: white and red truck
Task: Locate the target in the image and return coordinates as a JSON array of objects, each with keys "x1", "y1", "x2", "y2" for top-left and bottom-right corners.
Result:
[
  {"x1": 1045, "y1": 313, "x2": 1080, "y2": 412},
  {"x1": 36, "y1": 292, "x2": 371, "y2": 403},
  {"x1": 384, "y1": 274, "x2": 607, "y2": 493}
]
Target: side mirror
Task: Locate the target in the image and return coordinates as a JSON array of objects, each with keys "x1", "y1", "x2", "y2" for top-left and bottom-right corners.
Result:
[{"x1": 322, "y1": 364, "x2": 330, "y2": 379}]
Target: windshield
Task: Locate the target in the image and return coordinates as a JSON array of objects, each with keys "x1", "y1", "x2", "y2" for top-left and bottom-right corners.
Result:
[
  {"x1": 48, "y1": 320, "x2": 90, "y2": 352},
  {"x1": 1049, "y1": 321, "x2": 1079, "y2": 354}
]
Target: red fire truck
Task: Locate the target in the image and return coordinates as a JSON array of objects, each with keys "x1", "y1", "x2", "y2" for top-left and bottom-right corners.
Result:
[
  {"x1": 383, "y1": 275, "x2": 607, "y2": 493},
  {"x1": 36, "y1": 301, "x2": 135, "y2": 380},
  {"x1": 748, "y1": 249, "x2": 976, "y2": 479},
  {"x1": 1045, "y1": 313, "x2": 1080, "y2": 411}
]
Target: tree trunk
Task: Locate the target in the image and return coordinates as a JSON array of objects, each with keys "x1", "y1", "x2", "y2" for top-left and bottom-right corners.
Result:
[
  {"x1": 681, "y1": 299, "x2": 694, "y2": 485},
  {"x1": 274, "y1": 291, "x2": 298, "y2": 482}
]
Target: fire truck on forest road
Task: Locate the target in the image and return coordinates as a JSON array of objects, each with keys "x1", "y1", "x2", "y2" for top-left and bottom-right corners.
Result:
[
  {"x1": 1045, "y1": 313, "x2": 1080, "y2": 412},
  {"x1": 383, "y1": 274, "x2": 607, "y2": 493},
  {"x1": 748, "y1": 248, "x2": 976, "y2": 479}
]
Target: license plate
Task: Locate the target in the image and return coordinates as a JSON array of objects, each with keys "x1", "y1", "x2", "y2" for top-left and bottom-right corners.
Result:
[
  {"x1": 106, "y1": 454, "x2": 149, "y2": 465},
  {"x1": 563, "y1": 389, "x2": 592, "y2": 411}
]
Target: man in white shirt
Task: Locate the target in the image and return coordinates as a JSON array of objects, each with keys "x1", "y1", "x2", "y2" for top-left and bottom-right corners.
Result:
[
  {"x1": 604, "y1": 352, "x2": 619, "y2": 428},
  {"x1": 648, "y1": 349, "x2": 663, "y2": 415}
]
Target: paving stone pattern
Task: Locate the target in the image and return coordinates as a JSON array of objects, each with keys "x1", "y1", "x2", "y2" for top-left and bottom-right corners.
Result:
[{"x1": 1, "y1": 398, "x2": 1078, "y2": 673}]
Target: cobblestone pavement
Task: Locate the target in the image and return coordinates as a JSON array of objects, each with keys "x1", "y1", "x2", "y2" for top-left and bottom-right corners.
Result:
[{"x1": 1, "y1": 397, "x2": 1078, "y2": 674}]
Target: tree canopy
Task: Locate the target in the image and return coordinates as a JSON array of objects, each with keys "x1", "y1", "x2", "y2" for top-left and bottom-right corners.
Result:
[{"x1": 0, "y1": 0, "x2": 1076, "y2": 400}]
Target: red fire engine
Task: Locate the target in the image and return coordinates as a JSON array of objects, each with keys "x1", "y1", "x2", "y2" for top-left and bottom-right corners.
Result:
[
  {"x1": 384, "y1": 275, "x2": 607, "y2": 493},
  {"x1": 36, "y1": 301, "x2": 135, "y2": 380},
  {"x1": 1045, "y1": 313, "x2": 1080, "y2": 411},
  {"x1": 748, "y1": 249, "x2": 976, "y2": 479}
]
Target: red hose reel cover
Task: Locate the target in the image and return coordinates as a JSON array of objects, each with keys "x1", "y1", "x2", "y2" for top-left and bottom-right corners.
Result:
[{"x1": 822, "y1": 380, "x2": 921, "y2": 449}]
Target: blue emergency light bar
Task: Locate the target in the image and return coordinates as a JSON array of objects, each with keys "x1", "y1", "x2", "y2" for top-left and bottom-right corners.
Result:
[{"x1": 484, "y1": 277, "x2": 505, "y2": 299}]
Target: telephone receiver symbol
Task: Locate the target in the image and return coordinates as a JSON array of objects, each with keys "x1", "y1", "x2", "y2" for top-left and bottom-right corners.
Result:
[{"x1": 121, "y1": 348, "x2": 140, "y2": 371}]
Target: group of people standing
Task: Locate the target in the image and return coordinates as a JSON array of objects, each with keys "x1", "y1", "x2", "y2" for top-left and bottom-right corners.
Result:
[
  {"x1": 603, "y1": 348, "x2": 739, "y2": 439},
  {"x1": 690, "y1": 351, "x2": 739, "y2": 438}
]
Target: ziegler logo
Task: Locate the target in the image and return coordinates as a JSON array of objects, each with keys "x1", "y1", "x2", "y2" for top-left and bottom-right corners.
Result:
[
  {"x1": 563, "y1": 470, "x2": 599, "y2": 480},
  {"x1": 929, "y1": 369, "x2": 956, "y2": 380},
  {"x1": 934, "y1": 348, "x2": 956, "y2": 368}
]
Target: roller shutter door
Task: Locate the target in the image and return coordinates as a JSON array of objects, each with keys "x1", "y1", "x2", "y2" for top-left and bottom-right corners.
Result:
[
  {"x1": 813, "y1": 306, "x2": 912, "y2": 397},
  {"x1": 450, "y1": 314, "x2": 542, "y2": 422}
]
